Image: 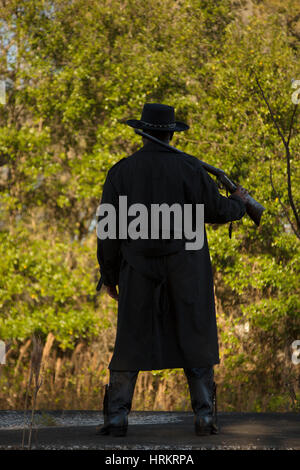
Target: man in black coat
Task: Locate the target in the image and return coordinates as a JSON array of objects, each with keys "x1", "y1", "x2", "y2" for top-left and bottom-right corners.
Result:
[{"x1": 96, "y1": 103, "x2": 248, "y2": 437}]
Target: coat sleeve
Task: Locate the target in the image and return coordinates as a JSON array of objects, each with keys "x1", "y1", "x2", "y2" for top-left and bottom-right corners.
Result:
[
  {"x1": 196, "y1": 165, "x2": 247, "y2": 224},
  {"x1": 96, "y1": 174, "x2": 121, "y2": 287}
]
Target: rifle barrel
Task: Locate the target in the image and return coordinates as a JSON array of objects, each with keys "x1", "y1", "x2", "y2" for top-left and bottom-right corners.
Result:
[
  {"x1": 135, "y1": 129, "x2": 221, "y2": 177},
  {"x1": 134, "y1": 129, "x2": 266, "y2": 226}
]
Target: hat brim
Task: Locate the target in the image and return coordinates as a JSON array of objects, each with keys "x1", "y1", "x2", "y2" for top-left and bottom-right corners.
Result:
[{"x1": 126, "y1": 119, "x2": 189, "y2": 132}]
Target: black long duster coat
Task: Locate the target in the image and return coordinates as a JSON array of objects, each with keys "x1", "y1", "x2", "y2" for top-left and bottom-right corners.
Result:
[{"x1": 97, "y1": 141, "x2": 246, "y2": 371}]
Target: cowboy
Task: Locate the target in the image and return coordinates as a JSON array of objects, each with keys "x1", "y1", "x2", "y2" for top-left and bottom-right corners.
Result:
[{"x1": 96, "y1": 103, "x2": 248, "y2": 437}]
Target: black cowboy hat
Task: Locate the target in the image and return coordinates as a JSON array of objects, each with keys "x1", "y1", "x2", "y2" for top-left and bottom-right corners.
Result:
[{"x1": 126, "y1": 103, "x2": 189, "y2": 132}]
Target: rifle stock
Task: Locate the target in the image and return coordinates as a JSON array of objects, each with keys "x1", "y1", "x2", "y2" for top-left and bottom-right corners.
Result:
[{"x1": 135, "y1": 129, "x2": 266, "y2": 227}]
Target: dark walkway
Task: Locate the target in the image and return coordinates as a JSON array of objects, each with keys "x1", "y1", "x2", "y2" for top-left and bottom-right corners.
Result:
[{"x1": 0, "y1": 411, "x2": 299, "y2": 449}]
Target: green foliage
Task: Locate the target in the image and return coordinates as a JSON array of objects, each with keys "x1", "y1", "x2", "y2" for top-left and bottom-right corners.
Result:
[
  {"x1": 0, "y1": 224, "x2": 105, "y2": 349},
  {"x1": 0, "y1": 0, "x2": 299, "y2": 410}
]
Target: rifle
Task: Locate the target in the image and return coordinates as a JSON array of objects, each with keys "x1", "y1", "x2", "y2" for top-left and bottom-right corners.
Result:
[{"x1": 135, "y1": 129, "x2": 265, "y2": 226}]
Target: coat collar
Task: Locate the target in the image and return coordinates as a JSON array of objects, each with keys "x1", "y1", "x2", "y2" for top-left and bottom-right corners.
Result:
[{"x1": 139, "y1": 141, "x2": 174, "y2": 153}]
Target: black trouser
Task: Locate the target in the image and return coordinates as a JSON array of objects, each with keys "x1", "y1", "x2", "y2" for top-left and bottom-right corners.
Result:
[
  {"x1": 107, "y1": 366, "x2": 214, "y2": 415},
  {"x1": 183, "y1": 366, "x2": 215, "y2": 417}
]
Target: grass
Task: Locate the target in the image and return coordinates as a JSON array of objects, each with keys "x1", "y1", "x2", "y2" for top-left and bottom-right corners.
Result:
[{"x1": 0, "y1": 302, "x2": 298, "y2": 414}]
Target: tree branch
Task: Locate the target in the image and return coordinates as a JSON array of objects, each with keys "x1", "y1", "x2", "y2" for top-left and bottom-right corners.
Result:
[
  {"x1": 269, "y1": 165, "x2": 300, "y2": 239},
  {"x1": 254, "y1": 74, "x2": 300, "y2": 235}
]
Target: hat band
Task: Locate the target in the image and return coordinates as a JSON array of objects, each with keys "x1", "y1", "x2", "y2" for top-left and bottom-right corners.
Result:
[{"x1": 140, "y1": 120, "x2": 176, "y2": 129}]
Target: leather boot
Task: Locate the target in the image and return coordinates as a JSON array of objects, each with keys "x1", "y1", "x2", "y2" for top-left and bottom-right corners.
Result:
[
  {"x1": 184, "y1": 366, "x2": 218, "y2": 436},
  {"x1": 96, "y1": 370, "x2": 138, "y2": 437}
]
